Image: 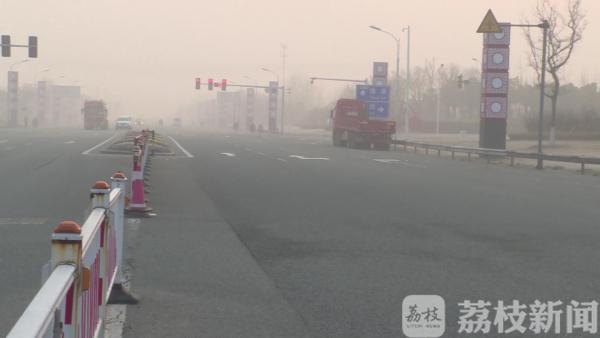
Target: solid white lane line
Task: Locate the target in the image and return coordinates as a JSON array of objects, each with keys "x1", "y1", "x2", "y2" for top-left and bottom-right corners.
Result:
[
  {"x1": 277, "y1": 158, "x2": 287, "y2": 162},
  {"x1": 82, "y1": 133, "x2": 118, "y2": 155},
  {"x1": 258, "y1": 152, "x2": 266, "y2": 156},
  {"x1": 64, "y1": 140, "x2": 75, "y2": 144},
  {"x1": 168, "y1": 136, "x2": 194, "y2": 158}
]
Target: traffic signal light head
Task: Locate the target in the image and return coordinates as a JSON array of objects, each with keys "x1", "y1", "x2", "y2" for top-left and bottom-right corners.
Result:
[
  {"x1": 1, "y1": 35, "x2": 11, "y2": 57},
  {"x1": 28, "y1": 36, "x2": 37, "y2": 58},
  {"x1": 221, "y1": 79, "x2": 227, "y2": 91},
  {"x1": 208, "y1": 78, "x2": 214, "y2": 90},
  {"x1": 195, "y1": 78, "x2": 201, "y2": 90}
]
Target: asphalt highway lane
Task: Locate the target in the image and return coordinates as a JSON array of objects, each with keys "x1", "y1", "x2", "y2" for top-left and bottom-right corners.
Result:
[{"x1": 123, "y1": 129, "x2": 600, "y2": 337}]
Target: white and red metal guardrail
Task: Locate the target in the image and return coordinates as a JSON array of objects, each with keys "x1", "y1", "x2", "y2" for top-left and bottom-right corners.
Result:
[{"x1": 8, "y1": 130, "x2": 154, "y2": 338}]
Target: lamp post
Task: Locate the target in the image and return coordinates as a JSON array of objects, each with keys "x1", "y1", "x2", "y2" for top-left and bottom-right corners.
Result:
[
  {"x1": 402, "y1": 26, "x2": 411, "y2": 134},
  {"x1": 10, "y1": 59, "x2": 30, "y2": 71},
  {"x1": 509, "y1": 21, "x2": 549, "y2": 169},
  {"x1": 243, "y1": 76, "x2": 257, "y2": 85},
  {"x1": 369, "y1": 25, "x2": 404, "y2": 133},
  {"x1": 435, "y1": 63, "x2": 444, "y2": 134},
  {"x1": 34, "y1": 68, "x2": 50, "y2": 83}
]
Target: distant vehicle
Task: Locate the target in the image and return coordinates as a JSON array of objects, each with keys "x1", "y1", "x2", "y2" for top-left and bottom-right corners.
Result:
[
  {"x1": 173, "y1": 118, "x2": 182, "y2": 127},
  {"x1": 115, "y1": 116, "x2": 133, "y2": 130},
  {"x1": 331, "y1": 98, "x2": 396, "y2": 150},
  {"x1": 82, "y1": 100, "x2": 108, "y2": 130}
]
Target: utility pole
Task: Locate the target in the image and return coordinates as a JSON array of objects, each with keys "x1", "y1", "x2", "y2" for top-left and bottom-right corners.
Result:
[
  {"x1": 281, "y1": 44, "x2": 287, "y2": 134},
  {"x1": 536, "y1": 20, "x2": 549, "y2": 169},
  {"x1": 403, "y1": 26, "x2": 411, "y2": 134}
]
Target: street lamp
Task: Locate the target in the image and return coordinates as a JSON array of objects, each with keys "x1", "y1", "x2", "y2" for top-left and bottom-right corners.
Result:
[
  {"x1": 243, "y1": 75, "x2": 257, "y2": 85},
  {"x1": 10, "y1": 59, "x2": 30, "y2": 71},
  {"x1": 402, "y1": 26, "x2": 411, "y2": 135},
  {"x1": 261, "y1": 67, "x2": 279, "y2": 82},
  {"x1": 369, "y1": 25, "x2": 404, "y2": 134},
  {"x1": 436, "y1": 64, "x2": 444, "y2": 134},
  {"x1": 34, "y1": 68, "x2": 50, "y2": 83}
]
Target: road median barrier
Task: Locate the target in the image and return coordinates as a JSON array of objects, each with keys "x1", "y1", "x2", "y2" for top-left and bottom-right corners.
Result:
[
  {"x1": 8, "y1": 173, "x2": 138, "y2": 338},
  {"x1": 101, "y1": 129, "x2": 173, "y2": 156},
  {"x1": 125, "y1": 131, "x2": 155, "y2": 217}
]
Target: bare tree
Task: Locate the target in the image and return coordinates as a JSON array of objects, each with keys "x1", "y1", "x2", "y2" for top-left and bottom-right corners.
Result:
[{"x1": 523, "y1": 0, "x2": 586, "y2": 144}]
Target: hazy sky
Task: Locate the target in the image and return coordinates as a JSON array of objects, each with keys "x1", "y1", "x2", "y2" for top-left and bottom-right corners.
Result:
[{"x1": 1, "y1": 0, "x2": 598, "y2": 118}]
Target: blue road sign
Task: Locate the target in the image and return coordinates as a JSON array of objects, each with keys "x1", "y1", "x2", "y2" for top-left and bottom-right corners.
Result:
[
  {"x1": 356, "y1": 85, "x2": 390, "y2": 101},
  {"x1": 366, "y1": 101, "x2": 389, "y2": 118}
]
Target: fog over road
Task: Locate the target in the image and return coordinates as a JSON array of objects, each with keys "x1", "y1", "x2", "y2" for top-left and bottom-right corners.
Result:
[{"x1": 2, "y1": 128, "x2": 600, "y2": 337}]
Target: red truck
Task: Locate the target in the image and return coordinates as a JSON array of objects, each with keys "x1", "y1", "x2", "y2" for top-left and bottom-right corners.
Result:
[
  {"x1": 82, "y1": 100, "x2": 108, "y2": 130},
  {"x1": 330, "y1": 99, "x2": 396, "y2": 150}
]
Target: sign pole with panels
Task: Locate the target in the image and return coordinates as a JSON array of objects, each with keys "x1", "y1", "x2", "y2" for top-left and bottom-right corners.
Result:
[
  {"x1": 246, "y1": 88, "x2": 255, "y2": 130},
  {"x1": 355, "y1": 62, "x2": 390, "y2": 119},
  {"x1": 479, "y1": 20, "x2": 510, "y2": 149},
  {"x1": 268, "y1": 81, "x2": 278, "y2": 132}
]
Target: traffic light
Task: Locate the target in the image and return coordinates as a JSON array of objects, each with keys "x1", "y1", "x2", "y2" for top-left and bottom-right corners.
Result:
[
  {"x1": 221, "y1": 79, "x2": 227, "y2": 91},
  {"x1": 195, "y1": 78, "x2": 201, "y2": 90},
  {"x1": 28, "y1": 36, "x2": 37, "y2": 58},
  {"x1": 208, "y1": 78, "x2": 213, "y2": 90},
  {"x1": 1, "y1": 35, "x2": 11, "y2": 57}
]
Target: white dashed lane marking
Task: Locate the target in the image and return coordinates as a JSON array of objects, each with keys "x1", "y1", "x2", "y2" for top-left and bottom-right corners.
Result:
[
  {"x1": 289, "y1": 155, "x2": 330, "y2": 160},
  {"x1": 220, "y1": 152, "x2": 236, "y2": 157}
]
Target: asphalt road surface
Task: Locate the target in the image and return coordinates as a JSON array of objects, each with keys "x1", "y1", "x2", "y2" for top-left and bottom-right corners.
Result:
[{"x1": 2, "y1": 127, "x2": 600, "y2": 337}]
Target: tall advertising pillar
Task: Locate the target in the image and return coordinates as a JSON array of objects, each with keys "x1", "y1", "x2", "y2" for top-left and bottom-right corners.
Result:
[
  {"x1": 479, "y1": 23, "x2": 511, "y2": 149},
  {"x1": 7, "y1": 71, "x2": 18, "y2": 127}
]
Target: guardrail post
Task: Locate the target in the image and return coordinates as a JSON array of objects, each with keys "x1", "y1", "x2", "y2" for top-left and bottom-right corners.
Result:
[
  {"x1": 451, "y1": 151, "x2": 455, "y2": 160},
  {"x1": 510, "y1": 156, "x2": 514, "y2": 166},
  {"x1": 581, "y1": 162, "x2": 585, "y2": 174},
  {"x1": 51, "y1": 221, "x2": 83, "y2": 338},
  {"x1": 90, "y1": 181, "x2": 111, "y2": 323},
  {"x1": 91, "y1": 180, "x2": 110, "y2": 209},
  {"x1": 108, "y1": 172, "x2": 139, "y2": 304},
  {"x1": 467, "y1": 152, "x2": 471, "y2": 162}
]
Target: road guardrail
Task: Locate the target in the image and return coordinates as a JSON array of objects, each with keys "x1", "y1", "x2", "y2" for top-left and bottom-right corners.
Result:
[
  {"x1": 7, "y1": 130, "x2": 155, "y2": 338},
  {"x1": 394, "y1": 139, "x2": 600, "y2": 173}
]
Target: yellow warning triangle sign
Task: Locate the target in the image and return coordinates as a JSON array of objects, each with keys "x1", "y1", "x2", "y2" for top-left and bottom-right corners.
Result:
[{"x1": 477, "y1": 9, "x2": 502, "y2": 33}]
